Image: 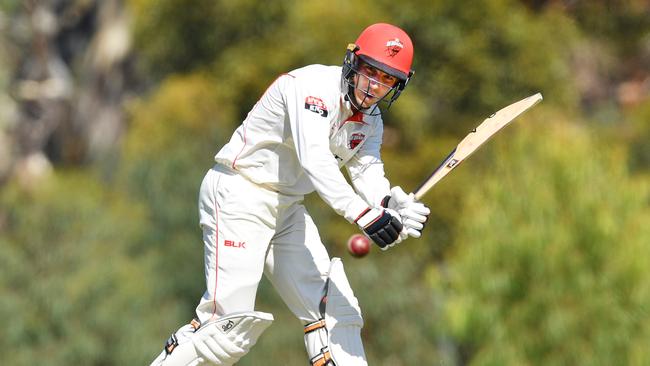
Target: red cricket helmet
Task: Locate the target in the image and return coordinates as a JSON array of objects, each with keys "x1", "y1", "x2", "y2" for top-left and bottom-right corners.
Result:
[
  {"x1": 342, "y1": 23, "x2": 415, "y2": 112},
  {"x1": 354, "y1": 23, "x2": 414, "y2": 81}
]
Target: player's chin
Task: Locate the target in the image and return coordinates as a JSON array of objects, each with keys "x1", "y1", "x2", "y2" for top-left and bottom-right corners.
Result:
[{"x1": 356, "y1": 96, "x2": 378, "y2": 109}]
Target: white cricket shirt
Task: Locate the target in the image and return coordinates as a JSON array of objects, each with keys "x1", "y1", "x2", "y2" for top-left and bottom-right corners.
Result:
[{"x1": 215, "y1": 64, "x2": 391, "y2": 223}]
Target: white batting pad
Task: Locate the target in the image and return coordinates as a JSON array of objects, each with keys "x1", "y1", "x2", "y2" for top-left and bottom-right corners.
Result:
[
  {"x1": 154, "y1": 311, "x2": 273, "y2": 366},
  {"x1": 325, "y1": 258, "x2": 368, "y2": 366}
]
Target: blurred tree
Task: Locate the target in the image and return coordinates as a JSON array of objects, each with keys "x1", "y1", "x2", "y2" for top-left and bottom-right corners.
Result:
[
  {"x1": 0, "y1": 3, "x2": 20, "y2": 181},
  {"x1": 0, "y1": 172, "x2": 179, "y2": 365},
  {"x1": 626, "y1": 99, "x2": 650, "y2": 174},
  {"x1": 564, "y1": 0, "x2": 650, "y2": 58},
  {"x1": 562, "y1": 1, "x2": 650, "y2": 116},
  {"x1": 0, "y1": 0, "x2": 135, "y2": 183},
  {"x1": 129, "y1": 0, "x2": 288, "y2": 80},
  {"x1": 442, "y1": 111, "x2": 650, "y2": 365}
]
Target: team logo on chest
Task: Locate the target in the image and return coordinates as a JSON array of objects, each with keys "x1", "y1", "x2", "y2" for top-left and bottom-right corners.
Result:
[
  {"x1": 305, "y1": 96, "x2": 328, "y2": 117},
  {"x1": 349, "y1": 133, "x2": 365, "y2": 149}
]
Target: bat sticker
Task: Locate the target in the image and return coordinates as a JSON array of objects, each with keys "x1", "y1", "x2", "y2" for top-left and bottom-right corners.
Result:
[{"x1": 446, "y1": 159, "x2": 460, "y2": 169}]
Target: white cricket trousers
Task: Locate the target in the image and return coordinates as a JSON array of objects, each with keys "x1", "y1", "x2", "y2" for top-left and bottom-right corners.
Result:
[{"x1": 195, "y1": 164, "x2": 332, "y2": 324}]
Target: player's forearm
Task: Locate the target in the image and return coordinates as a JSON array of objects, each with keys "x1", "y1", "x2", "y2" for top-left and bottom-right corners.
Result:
[
  {"x1": 301, "y1": 154, "x2": 370, "y2": 223},
  {"x1": 348, "y1": 162, "x2": 390, "y2": 207}
]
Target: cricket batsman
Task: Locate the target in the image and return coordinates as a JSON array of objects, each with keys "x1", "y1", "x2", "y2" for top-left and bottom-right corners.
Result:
[{"x1": 150, "y1": 23, "x2": 430, "y2": 366}]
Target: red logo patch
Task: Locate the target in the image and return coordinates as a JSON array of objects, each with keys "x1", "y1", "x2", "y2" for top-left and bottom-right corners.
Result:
[
  {"x1": 385, "y1": 38, "x2": 403, "y2": 57},
  {"x1": 224, "y1": 239, "x2": 246, "y2": 249},
  {"x1": 305, "y1": 96, "x2": 329, "y2": 117},
  {"x1": 349, "y1": 133, "x2": 365, "y2": 149}
]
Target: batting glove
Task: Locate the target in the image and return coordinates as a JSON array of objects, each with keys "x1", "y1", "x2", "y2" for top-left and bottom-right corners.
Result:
[
  {"x1": 382, "y1": 186, "x2": 430, "y2": 238},
  {"x1": 355, "y1": 207, "x2": 405, "y2": 249}
]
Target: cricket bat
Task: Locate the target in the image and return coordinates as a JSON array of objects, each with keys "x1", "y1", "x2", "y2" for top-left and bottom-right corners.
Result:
[{"x1": 413, "y1": 93, "x2": 543, "y2": 200}]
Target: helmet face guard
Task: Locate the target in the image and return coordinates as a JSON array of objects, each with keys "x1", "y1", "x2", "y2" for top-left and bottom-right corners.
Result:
[{"x1": 341, "y1": 24, "x2": 414, "y2": 115}]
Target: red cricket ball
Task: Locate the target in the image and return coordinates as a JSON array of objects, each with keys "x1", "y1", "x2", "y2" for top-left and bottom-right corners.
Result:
[{"x1": 347, "y1": 233, "x2": 370, "y2": 258}]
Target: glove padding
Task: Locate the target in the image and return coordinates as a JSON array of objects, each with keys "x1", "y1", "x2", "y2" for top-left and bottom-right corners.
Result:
[
  {"x1": 383, "y1": 186, "x2": 430, "y2": 238},
  {"x1": 355, "y1": 207, "x2": 404, "y2": 249}
]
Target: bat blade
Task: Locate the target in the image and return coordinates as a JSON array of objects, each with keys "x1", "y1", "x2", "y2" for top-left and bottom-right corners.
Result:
[{"x1": 413, "y1": 93, "x2": 543, "y2": 200}]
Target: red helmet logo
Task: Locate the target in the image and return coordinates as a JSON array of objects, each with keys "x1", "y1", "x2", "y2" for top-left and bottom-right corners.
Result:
[{"x1": 385, "y1": 38, "x2": 403, "y2": 57}]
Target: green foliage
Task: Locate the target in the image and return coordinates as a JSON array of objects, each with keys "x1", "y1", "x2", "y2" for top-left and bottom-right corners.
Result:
[
  {"x1": 626, "y1": 99, "x2": 650, "y2": 174},
  {"x1": 0, "y1": 0, "x2": 20, "y2": 13},
  {"x1": 0, "y1": 172, "x2": 180, "y2": 365},
  {"x1": 565, "y1": 1, "x2": 650, "y2": 57},
  {"x1": 128, "y1": 0, "x2": 287, "y2": 79},
  {"x1": 443, "y1": 113, "x2": 650, "y2": 365}
]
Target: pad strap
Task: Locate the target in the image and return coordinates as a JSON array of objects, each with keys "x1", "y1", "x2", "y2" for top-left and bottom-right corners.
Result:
[
  {"x1": 304, "y1": 319, "x2": 334, "y2": 365},
  {"x1": 163, "y1": 318, "x2": 201, "y2": 355},
  {"x1": 310, "y1": 347, "x2": 333, "y2": 366},
  {"x1": 304, "y1": 319, "x2": 327, "y2": 334}
]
